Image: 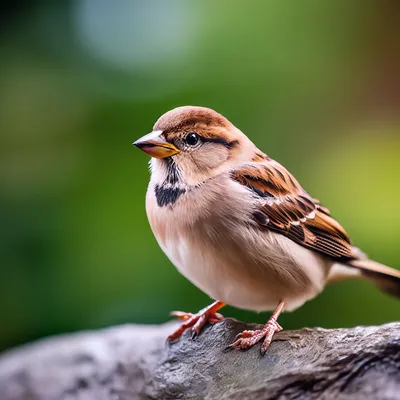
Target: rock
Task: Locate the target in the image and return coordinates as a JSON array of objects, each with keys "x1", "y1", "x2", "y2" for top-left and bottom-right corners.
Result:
[{"x1": 0, "y1": 319, "x2": 399, "y2": 400}]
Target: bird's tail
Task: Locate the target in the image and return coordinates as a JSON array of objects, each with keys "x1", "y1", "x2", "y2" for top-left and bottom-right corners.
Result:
[
  {"x1": 327, "y1": 257, "x2": 400, "y2": 299},
  {"x1": 348, "y1": 259, "x2": 400, "y2": 298}
]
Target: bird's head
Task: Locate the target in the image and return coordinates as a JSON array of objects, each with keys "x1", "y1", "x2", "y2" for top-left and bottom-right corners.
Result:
[{"x1": 134, "y1": 106, "x2": 255, "y2": 186}]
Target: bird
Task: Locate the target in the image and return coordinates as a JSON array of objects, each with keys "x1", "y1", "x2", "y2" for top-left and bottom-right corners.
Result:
[{"x1": 133, "y1": 105, "x2": 400, "y2": 354}]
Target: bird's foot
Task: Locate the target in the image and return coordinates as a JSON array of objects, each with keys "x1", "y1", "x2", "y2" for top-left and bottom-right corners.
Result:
[
  {"x1": 229, "y1": 300, "x2": 285, "y2": 354},
  {"x1": 230, "y1": 319, "x2": 283, "y2": 354},
  {"x1": 168, "y1": 301, "x2": 225, "y2": 341}
]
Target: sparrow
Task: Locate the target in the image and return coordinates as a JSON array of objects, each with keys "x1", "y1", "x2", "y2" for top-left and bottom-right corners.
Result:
[{"x1": 133, "y1": 106, "x2": 400, "y2": 354}]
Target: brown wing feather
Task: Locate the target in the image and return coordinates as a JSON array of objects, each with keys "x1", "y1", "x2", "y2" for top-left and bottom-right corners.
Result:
[{"x1": 231, "y1": 160, "x2": 356, "y2": 262}]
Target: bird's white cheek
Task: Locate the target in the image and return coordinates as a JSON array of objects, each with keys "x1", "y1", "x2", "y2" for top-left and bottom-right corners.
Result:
[{"x1": 195, "y1": 145, "x2": 229, "y2": 170}]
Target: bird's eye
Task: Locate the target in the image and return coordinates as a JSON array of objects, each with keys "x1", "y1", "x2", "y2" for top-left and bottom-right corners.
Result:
[{"x1": 185, "y1": 132, "x2": 199, "y2": 146}]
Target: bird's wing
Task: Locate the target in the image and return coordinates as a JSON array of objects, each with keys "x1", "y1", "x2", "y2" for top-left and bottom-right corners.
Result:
[{"x1": 230, "y1": 160, "x2": 356, "y2": 262}]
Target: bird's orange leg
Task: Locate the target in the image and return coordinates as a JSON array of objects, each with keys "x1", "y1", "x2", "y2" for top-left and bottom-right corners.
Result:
[
  {"x1": 168, "y1": 301, "x2": 225, "y2": 341},
  {"x1": 230, "y1": 300, "x2": 285, "y2": 354}
]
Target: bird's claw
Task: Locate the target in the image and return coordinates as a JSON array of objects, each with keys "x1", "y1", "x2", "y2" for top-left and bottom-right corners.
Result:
[
  {"x1": 170, "y1": 311, "x2": 194, "y2": 321},
  {"x1": 229, "y1": 319, "x2": 283, "y2": 354},
  {"x1": 168, "y1": 309, "x2": 224, "y2": 342}
]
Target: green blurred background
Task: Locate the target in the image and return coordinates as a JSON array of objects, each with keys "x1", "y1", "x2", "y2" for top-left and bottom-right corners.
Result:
[{"x1": 1, "y1": 0, "x2": 399, "y2": 353}]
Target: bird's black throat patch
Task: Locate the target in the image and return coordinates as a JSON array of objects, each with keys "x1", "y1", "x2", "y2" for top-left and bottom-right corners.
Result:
[
  {"x1": 154, "y1": 157, "x2": 186, "y2": 207},
  {"x1": 164, "y1": 157, "x2": 180, "y2": 185},
  {"x1": 154, "y1": 184, "x2": 186, "y2": 207}
]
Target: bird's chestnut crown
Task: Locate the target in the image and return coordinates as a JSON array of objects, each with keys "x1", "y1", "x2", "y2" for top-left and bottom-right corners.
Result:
[
  {"x1": 134, "y1": 106, "x2": 240, "y2": 157},
  {"x1": 167, "y1": 107, "x2": 236, "y2": 150}
]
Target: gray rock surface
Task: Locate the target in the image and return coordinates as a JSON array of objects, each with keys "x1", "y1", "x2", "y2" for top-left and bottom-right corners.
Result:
[{"x1": 0, "y1": 319, "x2": 399, "y2": 400}]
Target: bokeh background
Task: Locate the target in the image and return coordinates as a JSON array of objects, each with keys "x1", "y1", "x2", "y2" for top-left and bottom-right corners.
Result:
[{"x1": 1, "y1": 0, "x2": 400, "y2": 353}]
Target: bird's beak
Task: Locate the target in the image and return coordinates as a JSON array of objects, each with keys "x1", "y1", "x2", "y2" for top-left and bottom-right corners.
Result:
[{"x1": 133, "y1": 130, "x2": 180, "y2": 158}]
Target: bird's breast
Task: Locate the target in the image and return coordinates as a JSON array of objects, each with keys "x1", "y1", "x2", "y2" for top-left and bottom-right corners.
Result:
[{"x1": 145, "y1": 179, "x2": 330, "y2": 312}]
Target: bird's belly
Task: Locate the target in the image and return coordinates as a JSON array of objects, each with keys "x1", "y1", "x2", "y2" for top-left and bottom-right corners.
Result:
[{"x1": 158, "y1": 225, "x2": 330, "y2": 312}]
